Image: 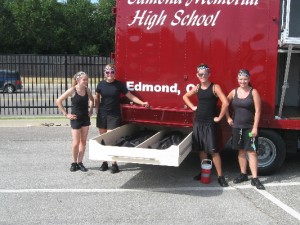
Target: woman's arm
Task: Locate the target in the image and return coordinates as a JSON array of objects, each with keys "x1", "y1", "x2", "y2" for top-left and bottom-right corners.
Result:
[
  {"x1": 182, "y1": 86, "x2": 198, "y2": 111},
  {"x1": 252, "y1": 88, "x2": 261, "y2": 137},
  {"x1": 95, "y1": 92, "x2": 101, "y2": 113},
  {"x1": 226, "y1": 90, "x2": 234, "y2": 126},
  {"x1": 87, "y1": 88, "x2": 94, "y2": 116},
  {"x1": 213, "y1": 84, "x2": 229, "y2": 122},
  {"x1": 125, "y1": 92, "x2": 149, "y2": 107},
  {"x1": 56, "y1": 88, "x2": 74, "y2": 117}
]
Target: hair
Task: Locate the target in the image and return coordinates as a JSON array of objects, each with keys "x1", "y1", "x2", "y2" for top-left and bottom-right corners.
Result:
[
  {"x1": 238, "y1": 69, "x2": 250, "y2": 77},
  {"x1": 72, "y1": 71, "x2": 87, "y2": 87},
  {"x1": 104, "y1": 64, "x2": 116, "y2": 72},
  {"x1": 197, "y1": 63, "x2": 210, "y2": 73}
]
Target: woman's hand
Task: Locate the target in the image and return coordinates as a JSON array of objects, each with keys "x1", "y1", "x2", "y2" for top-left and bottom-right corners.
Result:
[
  {"x1": 88, "y1": 110, "x2": 93, "y2": 117},
  {"x1": 251, "y1": 127, "x2": 258, "y2": 137},
  {"x1": 191, "y1": 106, "x2": 197, "y2": 111},
  {"x1": 67, "y1": 114, "x2": 77, "y2": 120},
  {"x1": 214, "y1": 116, "x2": 221, "y2": 123},
  {"x1": 227, "y1": 118, "x2": 233, "y2": 126},
  {"x1": 141, "y1": 102, "x2": 149, "y2": 108}
]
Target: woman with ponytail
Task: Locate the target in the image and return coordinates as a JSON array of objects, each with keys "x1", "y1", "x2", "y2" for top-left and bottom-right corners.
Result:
[{"x1": 57, "y1": 71, "x2": 94, "y2": 172}]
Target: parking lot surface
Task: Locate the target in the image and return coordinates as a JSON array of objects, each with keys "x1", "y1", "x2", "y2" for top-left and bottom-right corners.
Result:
[{"x1": 0, "y1": 119, "x2": 299, "y2": 225}]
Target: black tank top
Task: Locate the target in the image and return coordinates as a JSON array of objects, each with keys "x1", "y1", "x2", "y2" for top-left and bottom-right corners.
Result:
[
  {"x1": 195, "y1": 83, "x2": 218, "y2": 123},
  {"x1": 71, "y1": 88, "x2": 89, "y2": 119},
  {"x1": 232, "y1": 88, "x2": 255, "y2": 128}
]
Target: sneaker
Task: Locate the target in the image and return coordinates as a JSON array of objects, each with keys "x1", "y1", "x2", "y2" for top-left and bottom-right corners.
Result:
[
  {"x1": 251, "y1": 178, "x2": 265, "y2": 190},
  {"x1": 70, "y1": 162, "x2": 78, "y2": 172},
  {"x1": 110, "y1": 163, "x2": 120, "y2": 174},
  {"x1": 193, "y1": 172, "x2": 201, "y2": 181},
  {"x1": 233, "y1": 173, "x2": 248, "y2": 184},
  {"x1": 99, "y1": 162, "x2": 108, "y2": 171},
  {"x1": 77, "y1": 162, "x2": 88, "y2": 172},
  {"x1": 218, "y1": 176, "x2": 229, "y2": 187}
]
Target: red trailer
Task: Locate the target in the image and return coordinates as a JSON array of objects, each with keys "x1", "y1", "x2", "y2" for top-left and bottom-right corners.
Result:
[{"x1": 90, "y1": 0, "x2": 300, "y2": 174}]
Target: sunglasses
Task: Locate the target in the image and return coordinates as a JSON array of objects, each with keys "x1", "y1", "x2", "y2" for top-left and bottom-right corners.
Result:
[
  {"x1": 198, "y1": 72, "x2": 208, "y2": 77},
  {"x1": 105, "y1": 70, "x2": 115, "y2": 75}
]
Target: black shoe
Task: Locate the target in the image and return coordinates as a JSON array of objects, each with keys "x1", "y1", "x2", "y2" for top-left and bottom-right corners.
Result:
[
  {"x1": 99, "y1": 162, "x2": 108, "y2": 171},
  {"x1": 110, "y1": 163, "x2": 120, "y2": 174},
  {"x1": 233, "y1": 173, "x2": 248, "y2": 184},
  {"x1": 251, "y1": 178, "x2": 265, "y2": 190},
  {"x1": 70, "y1": 162, "x2": 78, "y2": 172},
  {"x1": 218, "y1": 176, "x2": 229, "y2": 187},
  {"x1": 77, "y1": 162, "x2": 88, "y2": 172},
  {"x1": 193, "y1": 172, "x2": 201, "y2": 181}
]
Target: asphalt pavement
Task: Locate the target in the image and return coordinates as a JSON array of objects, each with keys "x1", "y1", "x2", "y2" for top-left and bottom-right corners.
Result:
[{"x1": 0, "y1": 118, "x2": 300, "y2": 225}]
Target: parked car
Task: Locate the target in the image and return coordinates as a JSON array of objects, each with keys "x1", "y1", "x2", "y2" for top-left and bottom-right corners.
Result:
[{"x1": 0, "y1": 70, "x2": 23, "y2": 93}]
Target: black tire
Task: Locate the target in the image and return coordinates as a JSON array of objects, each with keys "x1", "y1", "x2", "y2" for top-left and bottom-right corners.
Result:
[
  {"x1": 257, "y1": 129, "x2": 286, "y2": 175},
  {"x1": 4, "y1": 84, "x2": 15, "y2": 93}
]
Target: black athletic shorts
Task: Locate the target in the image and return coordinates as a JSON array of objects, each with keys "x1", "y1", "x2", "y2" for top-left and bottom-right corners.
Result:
[
  {"x1": 192, "y1": 122, "x2": 218, "y2": 154},
  {"x1": 96, "y1": 112, "x2": 121, "y2": 130},
  {"x1": 232, "y1": 128, "x2": 258, "y2": 151},
  {"x1": 70, "y1": 117, "x2": 91, "y2": 129}
]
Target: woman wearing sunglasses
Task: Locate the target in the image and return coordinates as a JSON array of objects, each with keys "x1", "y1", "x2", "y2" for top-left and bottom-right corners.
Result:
[
  {"x1": 183, "y1": 64, "x2": 229, "y2": 187},
  {"x1": 95, "y1": 64, "x2": 149, "y2": 173}
]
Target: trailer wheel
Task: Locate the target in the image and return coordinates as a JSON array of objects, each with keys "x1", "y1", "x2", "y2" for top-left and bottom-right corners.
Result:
[{"x1": 257, "y1": 130, "x2": 286, "y2": 175}]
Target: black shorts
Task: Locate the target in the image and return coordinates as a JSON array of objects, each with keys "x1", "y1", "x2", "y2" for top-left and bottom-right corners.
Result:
[
  {"x1": 192, "y1": 122, "x2": 218, "y2": 154},
  {"x1": 70, "y1": 117, "x2": 91, "y2": 129},
  {"x1": 96, "y1": 112, "x2": 121, "y2": 130},
  {"x1": 232, "y1": 128, "x2": 258, "y2": 151}
]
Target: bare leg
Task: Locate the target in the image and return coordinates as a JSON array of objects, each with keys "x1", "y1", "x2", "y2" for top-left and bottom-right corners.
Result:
[
  {"x1": 77, "y1": 126, "x2": 89, "y2": 163},
  {"x1": 98, "y1": 129, "x2": 118, "y2": 165},
  {"x1": 71, "y1": 129, "x2": 80, "y2": 162},
  {"x1": 247, "y1": 150, "x2": 258, "y2": 178},
  {"x1": 238, "y1": 149, "x2": 248, "y2": 174},
  {"x1": 99, "y1": 128, "x2": 107, "y2": 135},
  {"x1": 199, "y1": 151, "x2": 208, "y2": 162},
  {"x1": 211, "y1": 153, "x2": 223, "y2": 177}
]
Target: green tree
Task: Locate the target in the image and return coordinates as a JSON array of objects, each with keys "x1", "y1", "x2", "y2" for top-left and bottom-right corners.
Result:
[
  {"x1": 0, "y1": 0, "x2": 116, "y2": 55},
  {"x1": 7, "y1": 0, "x2": 66, "y2": 53},
  {"x1": 86, "y1": 0, "x2": 116, "y2": 55},
  {"x1": 0, "y1": 0, "x2": 18, "y2": 53},
  {"x1": 62, "y1": 0, "x2": 96, "y2": 54},
  {"x1": 62, "y1": 0, "x2": 116, "y2": 55}
]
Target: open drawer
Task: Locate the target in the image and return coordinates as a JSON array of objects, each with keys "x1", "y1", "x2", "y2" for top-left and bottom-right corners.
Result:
[{"x1": 89, "y1": 124, "x2": 193, "y2": 167}]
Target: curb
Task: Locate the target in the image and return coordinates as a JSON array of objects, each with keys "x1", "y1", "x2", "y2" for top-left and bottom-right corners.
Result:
[{"x1": 0, "y1": 117, "x2": 97, "y2": 127}]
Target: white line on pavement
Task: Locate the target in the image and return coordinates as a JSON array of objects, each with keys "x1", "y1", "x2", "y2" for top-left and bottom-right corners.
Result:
[
  {"x1": 1, "y1": 182, "x2": 300, "y2": 221},
  {"x1": 255, "y1": 189, "x2": 300, "y2": 222}
]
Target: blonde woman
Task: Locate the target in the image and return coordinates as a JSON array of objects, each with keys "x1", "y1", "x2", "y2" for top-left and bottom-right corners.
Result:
[
  {"x1": 57, "y1": 71, "x2": 94, "y2": 172},
  {"x1": 226, "y1": 69, "x2": 265, "y2": 189}
]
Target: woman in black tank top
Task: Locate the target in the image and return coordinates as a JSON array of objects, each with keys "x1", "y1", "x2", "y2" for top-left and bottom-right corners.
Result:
[
  {"x1": 226, "y1": 69, "x2": 265, "y2": 190},
  {"x1": 183, "y1": 64, "x2": 229, "y2": 187},
  {"x1": 57, "y1": 71, "x2": 94, "y2": 172}
]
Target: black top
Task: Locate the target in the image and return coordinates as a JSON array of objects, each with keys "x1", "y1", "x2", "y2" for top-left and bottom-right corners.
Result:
[
  {"x1": 232, "y1": 88, "x2": 255, "y2": 128},
  {"x1": 71, "y1": 88, "x2": 89, "y2": 119},
  {"x1": 95, "y1": 80, "x2": 129, "y2": 116},
  {"x1": 195, "y1": 83, "x2": 218, "y2": 124}
]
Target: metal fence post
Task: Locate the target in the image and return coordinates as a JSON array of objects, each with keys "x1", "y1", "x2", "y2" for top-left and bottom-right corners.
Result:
[{"x1": 64, "y1": 53, "x2": 69, "y2": 112}]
